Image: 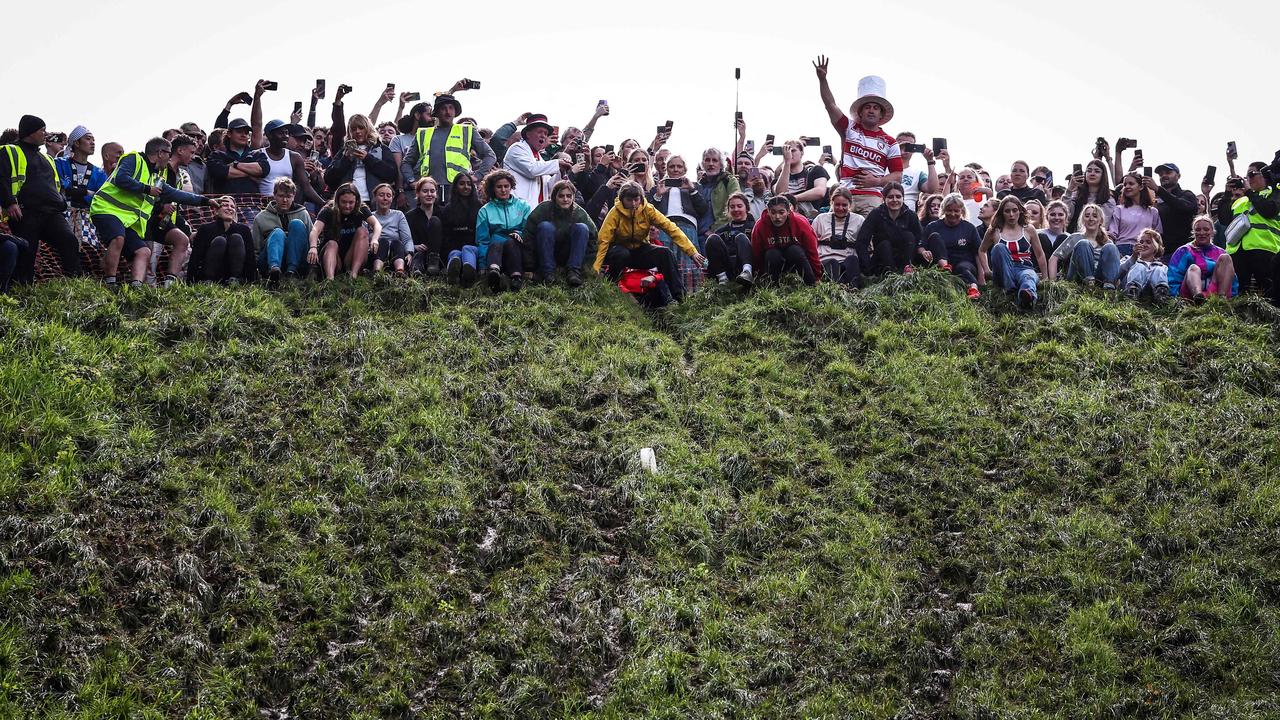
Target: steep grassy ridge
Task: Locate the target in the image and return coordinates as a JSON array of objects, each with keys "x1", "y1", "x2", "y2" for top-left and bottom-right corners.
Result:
[{"x1": 2, "y1": 275, "x2": 1279, "y2": 718}]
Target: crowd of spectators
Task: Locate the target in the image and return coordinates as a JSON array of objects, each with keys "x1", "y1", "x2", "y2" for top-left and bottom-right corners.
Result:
[{"x1": 3, "y1": 59, "x2": 1278, "y2": 309}]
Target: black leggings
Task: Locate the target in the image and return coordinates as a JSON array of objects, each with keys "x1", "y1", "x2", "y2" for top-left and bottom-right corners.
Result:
[
  {"x1": 765, "y1": 244, "x2": 816, "y2": 285},
  {"x1": 822, "y1": 255, "x2": 862, "y2": 287},
  {"x1": 486, "y1": 236, "x2": 536, "y2": 277},
  {"x1": 1272, "y1": 252, "x2": 1280, "y2": 305},
  {"x1": 413, "y1": 214, "x2": 444, "y2": 264},
  {"x1": 1233, "y1": 248, "x2": 1274, "y2": 294},
  {"x1": 859, "y1": 233, "x2": 915, "y2": 275},
  {"x1": 0, "y1": 234, "x2": 26, "y2": 293},
  {"x1": 918, "y1": 232, "x2": 947, "y2": 266},
  {"x1": 604, "y1": 243, "x2": 684, "y2": 300},
  {"x1": 705, "y1": 231, "x2": 753, "y2": 277},
  {"x1": 950, "y1": 260, "x2": 979, "y2": 286},
  {"x1": 201, "y1": 233, "x2": 246, "y2": 282}
]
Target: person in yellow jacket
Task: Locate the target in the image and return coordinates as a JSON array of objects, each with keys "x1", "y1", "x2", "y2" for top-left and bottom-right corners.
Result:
[
  {"x1": 90, "y1": 137, "x2": 219, "y2": 288},
  {"x1": 594, "y1": 182, "x2": 706, "y2": 301}
]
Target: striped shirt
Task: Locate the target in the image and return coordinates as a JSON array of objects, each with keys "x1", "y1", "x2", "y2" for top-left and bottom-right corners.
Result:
[{"x1": 833, "y1": 115, "x2": 903, "y2": 198}]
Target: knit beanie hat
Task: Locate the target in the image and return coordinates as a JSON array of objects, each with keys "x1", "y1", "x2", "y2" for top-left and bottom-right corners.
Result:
[{"x1": 18, "y1": 114, "x2": 45, "y2": 139}]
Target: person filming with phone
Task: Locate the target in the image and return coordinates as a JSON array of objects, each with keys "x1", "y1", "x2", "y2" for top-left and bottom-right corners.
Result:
[
  {"x1": 772, "y1": 139, "x2": 829, "y2": 219},
  {"x1": 1151, "y1": 162, "x2": 1198, "y2": 263},
  {"x1": 1221, "y1": 161, "x2": 1280, "y2": 296}
]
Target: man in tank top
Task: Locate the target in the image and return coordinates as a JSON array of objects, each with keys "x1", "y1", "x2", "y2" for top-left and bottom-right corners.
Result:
[{"x1": 257, "y1": 119, "x2": 323, "y2": 205}]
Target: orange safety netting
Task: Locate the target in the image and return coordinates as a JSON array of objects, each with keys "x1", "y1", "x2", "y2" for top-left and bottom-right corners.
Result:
[{"x1": 21, "y1": 194, "x2": 276, "y2": 282}]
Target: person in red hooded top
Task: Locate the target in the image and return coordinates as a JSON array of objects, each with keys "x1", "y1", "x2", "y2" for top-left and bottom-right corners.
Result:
[{"x1": 750, "y1": 195, "x2": 822, "y2": 285}]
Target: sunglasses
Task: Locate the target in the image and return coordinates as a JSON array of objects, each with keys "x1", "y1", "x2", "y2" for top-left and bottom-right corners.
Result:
[{"x1": 1247, "y1": 170, "x2": 1262, "y2": 177}]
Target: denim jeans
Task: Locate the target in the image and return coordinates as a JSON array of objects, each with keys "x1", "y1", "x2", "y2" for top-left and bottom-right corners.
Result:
[
  {"x1": 448, "y1": 245, "x2": 478, "y2": 268},
  {"x1": 989, "y1": 243, "x2": 1038, "y2": 300},
  {"x1": 259, "y1": 219, "x2": 310, "y2": 274},
  {"x1": 1068, "y1": 241, "x2": 1121, "y2": 286},
  {"x1": 535, "y1": 221, "x2": 589, "y2": 277},
  {"x1": 1124, "y1": 261, "x2": 1168, "y2": 291}
]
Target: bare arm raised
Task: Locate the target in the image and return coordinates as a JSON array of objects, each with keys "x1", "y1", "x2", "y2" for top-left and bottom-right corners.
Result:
[{"x1": 814, "y1": 55, "x2": 843, "y2": 127}]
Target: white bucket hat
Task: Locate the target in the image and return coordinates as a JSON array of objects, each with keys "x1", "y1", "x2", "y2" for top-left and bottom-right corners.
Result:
[{"x1": 850, "y1": 75, "x2": 894, "y2": 124}]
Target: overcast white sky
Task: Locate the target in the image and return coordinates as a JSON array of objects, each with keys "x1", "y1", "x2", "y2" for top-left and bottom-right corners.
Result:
[{"x1": 5, "y1": 0, "x2": 1277, "y2": 199}]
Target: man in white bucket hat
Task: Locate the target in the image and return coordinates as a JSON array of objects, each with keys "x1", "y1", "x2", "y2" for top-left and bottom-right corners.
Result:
[{"x1": 814, "y1": 55, "x2": 903, "y2": 217}]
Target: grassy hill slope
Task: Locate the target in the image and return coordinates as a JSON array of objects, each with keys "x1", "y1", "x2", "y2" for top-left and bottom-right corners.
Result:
[{"x1": 2, "y1": 274, "x2": 1280, "y2": 719}]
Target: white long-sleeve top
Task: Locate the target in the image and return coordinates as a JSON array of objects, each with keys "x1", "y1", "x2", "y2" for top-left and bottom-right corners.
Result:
[{"x1": 503, "y1": 140, "x2": 561, "y2": 207}]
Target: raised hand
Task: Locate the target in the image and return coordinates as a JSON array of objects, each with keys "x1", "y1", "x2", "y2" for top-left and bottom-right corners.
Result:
[{"x1": 813, "y1": 55, "x2": 829, "y2": 80}]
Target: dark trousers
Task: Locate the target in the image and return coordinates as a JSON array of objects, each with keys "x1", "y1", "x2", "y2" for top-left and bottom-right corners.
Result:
[
  {"x1": 1271, "y1": 252, "x2": 1280, "y2": 305},
  {"x1": 10, "y1": 210, "x2": 82, "y2": 282},
  {"x1": 950, "y1": 260, "x2": 979, "y2": 286},
  {"x1": 1233, "y1": 248, "x2": 1274, "y2": 295},
  {"x1": 412, "y1": 215, "x2": 444, "y2": 272},
  {"x1": 200, "y1": 233, "x2": 246, "y2": 282},
  {"x1": 821, "y1": 255, "x2": 862, "y2": 287},
  {"x1": 604, "y1": 243, "x2": 684, "y2": 300},
  {"x1": 858, "y1": 233, "x2": 915, "y2": 275},
  {"x1": 0, "y1": 234, "x2": 26, "y2": 293},
  {"x1": 487, "y1": 236, "x2": 536, "y2": 276},
  {"x1": 705, "y1": 232, "x2": 753, "y2": 278},
  {"x1": 920, "y1": 232, "x2": 947, "y2": 266},
  {"x1": 765, "y1": 244, "x2": 816, "y2": 285}
]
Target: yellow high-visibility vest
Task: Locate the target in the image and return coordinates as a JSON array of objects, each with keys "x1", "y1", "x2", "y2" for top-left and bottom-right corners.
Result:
[
  {"x1": 1229, "y1": 187, "x2": 1280, "y2": 255},
  {"x1": 415, "y1": 124, "x2": 474, "y2": 183},
  {"x1": 90, "y1": 152, "x2": 159, "y2": 235},
  {"x1": 1, "y1": 144, "x2": 60, "y2": 220}
]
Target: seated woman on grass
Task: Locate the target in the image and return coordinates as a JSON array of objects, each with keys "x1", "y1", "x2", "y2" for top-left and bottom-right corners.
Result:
[
  {"x1": 978, "y1": 194, "x2": 1047, "y2": 309},
  {"x1": 309, "y1": 183, "x2": 382, "y2": 280},
  {"x1": 524, "y1": 179, "x2": 597, "y2": 287},
  {"x1": 855, "y1": 182, "x2": 922, "y2": 276},
  {"x1": 810, "y1": 186, "x2": 865, "y2": 287},
  {"x1": 371, "y1": 183, "x2": 413, "y2": 277},
  {"x1": 1048, "y1": 203, "x2": 1121, "y2": 288},
  {"x1": 594, "y1": 181, "x2": 705, "y2": 302},
  {"x1": 705, "y1": 192, "x2": 756, "y2": 286},
  {"x1": 1168, "y1": 214, "x2": 1236, "y2": 302},
  {"x1": 440, "y1": 174, "x2": 483, "y2": 287},
  {"x1": 750, "y1": 195, "x2": 822, "y2": 286},
  {"x1": 476, "y1": 169, "x2": 533, "y2": 292},
  {"x1": 922, "y1": 193, "x2": 983, "y2": 300}
]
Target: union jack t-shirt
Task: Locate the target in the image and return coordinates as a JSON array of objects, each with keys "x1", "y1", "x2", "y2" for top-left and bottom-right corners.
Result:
[{"x1": 833, "y1": 115, "x2": 903, "y2": 198}]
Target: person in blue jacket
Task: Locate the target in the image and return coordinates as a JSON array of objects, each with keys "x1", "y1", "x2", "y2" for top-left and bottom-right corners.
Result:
[
  {"x1": 54, "y1": 126, "x2": 107, "y2": 211},
  {"x1": 475, "y1": 169, "x2": 532, "y2": 291}
]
